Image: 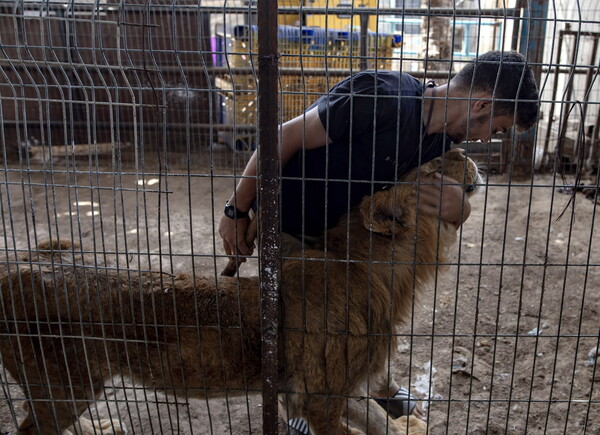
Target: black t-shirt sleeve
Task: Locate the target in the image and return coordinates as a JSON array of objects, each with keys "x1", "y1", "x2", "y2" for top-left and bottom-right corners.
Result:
[{"x1": 317, "y1": 72, "x2": 396, "y2": 145}]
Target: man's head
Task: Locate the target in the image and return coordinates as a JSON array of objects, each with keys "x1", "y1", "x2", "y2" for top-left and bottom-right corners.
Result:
[{"x1": 451, "y1": 50, "x2": 539, "y2": 137}]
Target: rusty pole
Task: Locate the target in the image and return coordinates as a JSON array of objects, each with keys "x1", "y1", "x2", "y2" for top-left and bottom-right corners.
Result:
[
  {"x1": 515, "y1": 0, "x2": 548, "y2": 175},
  {"x1": 257, "y1": 0, "x2": 281, "y2": 434}
]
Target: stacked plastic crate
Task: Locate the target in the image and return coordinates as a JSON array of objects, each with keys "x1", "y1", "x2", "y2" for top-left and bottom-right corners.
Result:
[
  {"x1": 216, "y1": 25, "x2": 258, "y2": 151},
  {"x1": 279, "y1": 26, "x2": 330, "y2": 125},
  {"x1": 216, "y1": 24, "x2": 400, "y2": 151},
  {"x1": 366, "y1": 32, "x2": 402, "y2": 70},
  {"x1": 328, "y1": 29, "x2": 360, "y2": 69}
]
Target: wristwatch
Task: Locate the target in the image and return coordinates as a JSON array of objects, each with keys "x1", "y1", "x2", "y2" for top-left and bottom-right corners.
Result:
[{"x1": 224, "y1": 200, "x2": 249, "y2": 219}]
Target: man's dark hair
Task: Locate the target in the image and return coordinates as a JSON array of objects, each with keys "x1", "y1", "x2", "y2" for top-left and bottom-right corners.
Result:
[{"x1": 452, "y1": 50, "x2": 539, "y2": 131}]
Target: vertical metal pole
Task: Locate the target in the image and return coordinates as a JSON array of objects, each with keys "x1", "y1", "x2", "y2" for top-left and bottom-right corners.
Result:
[
  {"x1": 257, "y1": 1, "x2": 280, "y2": 434},
  {"x1": 594, "y1": 35, "x2": 600, "y2": 150},
  {"x1": 360, "y1": 12, "x2": 368, "y2": 71},
  {"x1": 511, "y1": 0, "x2": 524, "y2": 51},
  {"x1": 542, "y1": 30, "x2": 564, "y2": 168},
  {"x1": 557, "y1": 32, "x2": 580, "y2": 163},
  {"x1": 520, "y1": 0, "x2": 549, "y2": 90},
  {"x1": 515, "y1": 0, "x2": 548, "y2": 175}
]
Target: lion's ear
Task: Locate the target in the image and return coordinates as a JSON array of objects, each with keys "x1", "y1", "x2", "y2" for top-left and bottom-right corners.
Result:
[
  {"x1": 425, "y1": 157, "x2": 443, "y2": 175},
  {"x1": 360, "y1": 191, "x2": 403, "y2": 235}
]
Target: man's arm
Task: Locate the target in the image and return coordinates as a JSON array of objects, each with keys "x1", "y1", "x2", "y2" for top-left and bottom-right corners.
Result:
[{"x1": 218, "y1": 106, "x2": 330, "y2": 258}]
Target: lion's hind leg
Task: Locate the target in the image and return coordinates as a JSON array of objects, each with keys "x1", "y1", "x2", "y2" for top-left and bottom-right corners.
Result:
[
  {"x1": 17, "y1": 396, "x2": 105, "y2": 435},
  {"x1": 0, "y1": 332, "x2": 112, "y2": 434},
  {"x1": 63, "y1": 416, "x2": 128, "y2": 435},
  {"x1": 16, "y1": 382, "x2": 126, "y2": 435}
]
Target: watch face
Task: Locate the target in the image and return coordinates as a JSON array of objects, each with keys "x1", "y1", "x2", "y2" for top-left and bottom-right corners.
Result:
[{"x1": 224, "y1": 202, "x2": 248, "y2": 219}]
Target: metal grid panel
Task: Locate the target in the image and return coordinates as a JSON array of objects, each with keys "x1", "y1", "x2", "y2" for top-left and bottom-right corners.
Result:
[{"x1": 0, "y1": 0, "x2": 599, "y2": 434}]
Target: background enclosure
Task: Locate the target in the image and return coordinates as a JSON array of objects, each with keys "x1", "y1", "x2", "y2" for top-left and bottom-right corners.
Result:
[{"x1": 0, "y1": 0, "x2": 599, "y2": 433}]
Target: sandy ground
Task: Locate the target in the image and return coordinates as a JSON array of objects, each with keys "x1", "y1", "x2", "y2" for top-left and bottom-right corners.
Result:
[{"x1": 0, "y1": 156, "x2": 598, "y2": 434}]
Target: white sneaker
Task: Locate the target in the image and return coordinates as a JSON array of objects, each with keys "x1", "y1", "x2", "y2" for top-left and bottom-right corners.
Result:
[{"x1": 287, "y1": 417, "x2": 311, "y2": 435}]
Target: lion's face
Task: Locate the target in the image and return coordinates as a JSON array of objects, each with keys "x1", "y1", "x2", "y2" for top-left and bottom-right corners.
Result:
[
  {"x1": 360, "y1": 148, "x2": 480, "y2": 235},
  {"x1": 404, "y1": 148, "x2": 481, "y2": 195}
]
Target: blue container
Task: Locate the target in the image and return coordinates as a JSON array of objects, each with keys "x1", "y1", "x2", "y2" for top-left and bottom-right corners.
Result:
[
  {"x1": 278, "y1": 25, "x2": 300, "y2": 43},
  {"x1": 301, "y1": 26, "x2": 327, "y2": 48}
]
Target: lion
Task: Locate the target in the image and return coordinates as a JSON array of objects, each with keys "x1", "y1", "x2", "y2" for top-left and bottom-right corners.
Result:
[{"x1": 0, "y1": 148, "x2": 479, "y2": 434}]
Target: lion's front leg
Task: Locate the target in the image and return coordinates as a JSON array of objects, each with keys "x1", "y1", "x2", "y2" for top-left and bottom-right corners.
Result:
[
  {"x1": 395, "y1": 416, "x2": 428, "y2": 435},
  {"x1": 345, "y1": 392, "x2": 427, "y2": 435}
]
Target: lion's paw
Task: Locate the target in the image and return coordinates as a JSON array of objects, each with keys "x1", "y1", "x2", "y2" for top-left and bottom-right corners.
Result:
[{"x1": 394, "y1": 415, "x2": 427, "y2": 435}]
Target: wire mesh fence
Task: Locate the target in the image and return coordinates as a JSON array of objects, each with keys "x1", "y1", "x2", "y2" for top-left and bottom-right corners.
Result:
[{"x1": 0, "y1": 0, "x2": 599, "y2": 434}]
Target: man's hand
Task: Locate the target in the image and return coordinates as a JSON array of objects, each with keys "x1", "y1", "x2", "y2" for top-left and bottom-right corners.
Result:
[
  {"x1": 413, "y1": 173, "x2": 471, "y2": 227},
  {"x1": 217, "y1": 106, "x2": 328, "y2": 264},
  {"x1": 218, "y1": 215, "x2": 254, "y2": 263}
]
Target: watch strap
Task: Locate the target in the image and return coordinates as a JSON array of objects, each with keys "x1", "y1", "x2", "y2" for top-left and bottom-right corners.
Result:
[{"x1": 224, "y1": 200, "x2": 249, "y2": 219}]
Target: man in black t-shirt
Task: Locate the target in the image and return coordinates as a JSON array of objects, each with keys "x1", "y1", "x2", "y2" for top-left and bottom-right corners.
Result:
[
  {"x1": 281, "y1": 71, "x2": 449, "y2": 240},
  {"x1": 219, "y1": 50, "x2": 539, "y2": 420}
]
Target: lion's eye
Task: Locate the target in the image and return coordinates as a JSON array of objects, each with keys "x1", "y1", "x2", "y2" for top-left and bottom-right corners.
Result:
[{"x1": 465, "y1": 183, "x2": 476, "y2": 193}]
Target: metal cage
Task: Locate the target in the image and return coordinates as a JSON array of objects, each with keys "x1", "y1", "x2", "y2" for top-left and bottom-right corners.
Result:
[{"x1": 0, "y1": 0, "x2": 599, "y2": 434}]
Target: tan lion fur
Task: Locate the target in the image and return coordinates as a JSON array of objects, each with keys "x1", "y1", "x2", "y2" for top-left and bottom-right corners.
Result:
[{"x1": 0, "y1": 148, "x2": 478, "y2": 434}]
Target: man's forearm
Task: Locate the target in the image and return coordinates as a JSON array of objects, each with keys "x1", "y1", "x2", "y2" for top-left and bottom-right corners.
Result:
[
  {"x1": 227, "y1": 107, "x2": 329, "y2": 213},
  {"x1": 227, "y1": 152, "x2": 258, "y2": 213}
]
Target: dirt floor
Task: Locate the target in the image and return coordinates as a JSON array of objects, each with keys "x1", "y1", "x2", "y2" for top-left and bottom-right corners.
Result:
[{"x1": 0, "y1": 155, "x2": 598, "y2": 434}]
